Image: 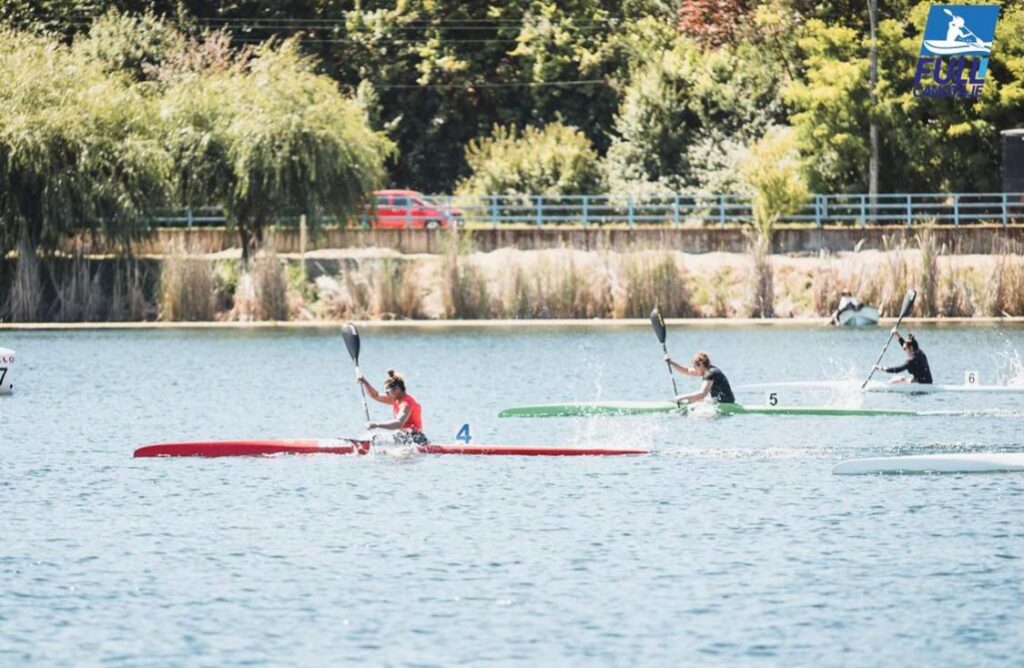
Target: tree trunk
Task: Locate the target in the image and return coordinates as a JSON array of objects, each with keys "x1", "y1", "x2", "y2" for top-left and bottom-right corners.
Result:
[{"x1": 868, "y1": 0, "x2": 879, "y2": 213}]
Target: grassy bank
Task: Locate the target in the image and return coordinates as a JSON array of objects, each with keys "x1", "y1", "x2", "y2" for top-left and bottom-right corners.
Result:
[{"x1": 2, "y1": 241, "x2": 1023, "y2": 323}]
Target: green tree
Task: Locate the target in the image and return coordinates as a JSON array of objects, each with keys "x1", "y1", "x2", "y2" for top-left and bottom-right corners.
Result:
[
  {"x1": 786, "y1": 3, "x2": 1024, "y2": 193},
  {"x1": 742, "y1": 126, "x2": 808, "y2": 236},
  {"x1": 603, "y1": 36, "x2": 788, "y2": 194},
  {"x1": 456, "y1": 122, "x2": 603, "y2": 196},
  {"x1": 739, "y1": 126, "x2": 807, "y2": 319},
  {"x1": 0, "y1": 28, "x2": 170, "y2": 255},
  {"x1": 161, "y1": 36, "x2": 393, "y2": 261}
]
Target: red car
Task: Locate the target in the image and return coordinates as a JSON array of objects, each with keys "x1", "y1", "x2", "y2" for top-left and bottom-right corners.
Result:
[{"x1": 366, "y1": 189, "x2": 463, "y2": 229}]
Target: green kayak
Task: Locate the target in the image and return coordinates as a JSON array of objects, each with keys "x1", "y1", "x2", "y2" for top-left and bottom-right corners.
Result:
[{"x1": 497, "y1": 401, "x2": 919, "y2": 418}]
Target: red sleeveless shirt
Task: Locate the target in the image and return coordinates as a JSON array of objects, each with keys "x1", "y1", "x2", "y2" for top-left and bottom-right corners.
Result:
[{"x1": 393, "y1": 394, "x2": 422, "y2": 432}]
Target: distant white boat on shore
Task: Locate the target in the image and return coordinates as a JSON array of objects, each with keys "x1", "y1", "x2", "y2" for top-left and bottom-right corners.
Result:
[{"x1": 831, "y1": 294, "x2": 879, "y2": 327}]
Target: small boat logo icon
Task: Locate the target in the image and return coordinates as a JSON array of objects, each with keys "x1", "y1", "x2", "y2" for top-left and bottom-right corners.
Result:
[{"x1": 920, "y1": 5, "x2": 999, "y2": 57}]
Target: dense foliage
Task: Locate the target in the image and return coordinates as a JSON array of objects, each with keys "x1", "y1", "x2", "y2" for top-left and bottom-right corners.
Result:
[{"x1": 1, "y1": 0, "x2": 1023, "y2": 254}]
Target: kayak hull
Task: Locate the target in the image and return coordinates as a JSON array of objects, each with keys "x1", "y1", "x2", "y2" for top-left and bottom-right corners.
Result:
[
  {"x1": 736, "y1": 381, "x2": 1024, "y2": 394},
  {"x1": 834, "y1": 453, "x2": 1024, "y2": 475},
  {"x1": 498, "y1": 401, "x2": 917, "y2": 418},
  {"x1": 133, "y1": 439, "x2": 647, "y2": 458},
  {"x1": 498, "y1": 401, "x2": 679, "y2": 418}
]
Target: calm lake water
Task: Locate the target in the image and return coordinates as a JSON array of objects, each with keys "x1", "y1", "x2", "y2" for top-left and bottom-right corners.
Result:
[{"x1": 2, "y1": 324, "x2": 1023, "y2": 666}]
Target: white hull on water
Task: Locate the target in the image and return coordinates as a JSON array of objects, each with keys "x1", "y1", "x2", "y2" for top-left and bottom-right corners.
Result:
[
  {"x1": 834, "y1": 453, "x2": 1024, "y2": 475},
  {"x1": 736, "y1": 380, "x2": 1024, "y2": 394}
]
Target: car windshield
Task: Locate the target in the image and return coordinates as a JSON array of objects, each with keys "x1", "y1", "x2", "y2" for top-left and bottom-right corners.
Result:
[{"x1": 415, "y1": 196, "x2": 439, "y2": 207}]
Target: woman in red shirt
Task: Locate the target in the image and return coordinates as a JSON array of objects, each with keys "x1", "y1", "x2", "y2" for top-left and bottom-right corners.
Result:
[{"x1": 357, "y1": 369, "x2": 427, "y2": 444}]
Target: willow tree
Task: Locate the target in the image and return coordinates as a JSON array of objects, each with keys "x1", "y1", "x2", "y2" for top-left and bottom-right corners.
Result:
[
  {"x1": 0, "y1": 29, "x2": 170, "y2": 319},
  {"x1": 162, "y1": 37, "x2": 393, "y2": 262}
]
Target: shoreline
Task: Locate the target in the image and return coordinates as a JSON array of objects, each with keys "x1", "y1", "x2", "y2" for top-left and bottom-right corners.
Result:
[{"x1": 2, "y1": 316, "x2": 1023, "y2": 331}]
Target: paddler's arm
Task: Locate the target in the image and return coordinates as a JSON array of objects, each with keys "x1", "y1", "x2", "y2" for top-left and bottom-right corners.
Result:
[
  {"x1": 874, "y1": 360, "x2": 910, "y2": 374},
  {"x1": 664, "y1": 355, "x2": 702, "y2": 377},
  {"x1": 674, "y1": 380, "x2": 712, "y2": 404},
  {"x1": 357, "y1": 374, "x2": 392, "y2": 404},
  {"x1": 367, "y1": 403, "x2": 411, "y2": 430}
]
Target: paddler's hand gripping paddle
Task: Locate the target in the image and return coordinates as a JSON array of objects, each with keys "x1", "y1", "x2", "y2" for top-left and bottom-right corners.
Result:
[
  {"x1": 861, "y1": 289, "x2": 916, "y2": 389},
  {"x1": 343, "y1": 322, "x2": 371, "y2": 422},
  {"x1": 650, "y1": 305, "x2": 680, "y2": 400}
]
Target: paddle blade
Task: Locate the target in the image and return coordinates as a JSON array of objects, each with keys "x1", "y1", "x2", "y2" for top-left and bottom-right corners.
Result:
[
  {"x1": 899, "y1": 289, "x2": 917, "y2": 318},
  {"x1": 342, "y1": 322, "x2": 361, "y2": 362},
  {"x1": 650, "y1": 306, "x2": 667, "y2": 344}
]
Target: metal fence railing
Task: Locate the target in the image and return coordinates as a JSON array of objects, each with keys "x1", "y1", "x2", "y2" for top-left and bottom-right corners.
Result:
[{"x1": 149, "y1": 192, "x2": 1024, "y2": 229}]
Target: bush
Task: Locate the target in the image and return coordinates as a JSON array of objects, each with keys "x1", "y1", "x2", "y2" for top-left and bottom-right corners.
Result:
[{"x1": 457, "y1": 122, "x2": 603, "y2": 197}]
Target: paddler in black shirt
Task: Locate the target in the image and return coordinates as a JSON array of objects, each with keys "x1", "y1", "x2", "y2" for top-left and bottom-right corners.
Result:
[
  {"x1": 663, "y1": 351, "x2": 736, "y2": 404},
  {"x1": 874, "y1": 330, "x2": 933, "y2": 384}
]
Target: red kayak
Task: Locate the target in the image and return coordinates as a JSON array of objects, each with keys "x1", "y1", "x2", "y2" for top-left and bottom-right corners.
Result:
[{"x1": 133, "y1": 439, "x2": 647, "y2": 458}]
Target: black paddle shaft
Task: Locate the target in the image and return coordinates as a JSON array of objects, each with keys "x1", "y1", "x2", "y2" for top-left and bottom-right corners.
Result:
[
  {"x1": 862, "y1": 289, "x2": 917, "y2": 389},
  {"x1": 650, "y1": 306, "x2": 680, "y2": 397},
  {"x1": 342, "y1": 322, "x2": 371, "y2": 422}
]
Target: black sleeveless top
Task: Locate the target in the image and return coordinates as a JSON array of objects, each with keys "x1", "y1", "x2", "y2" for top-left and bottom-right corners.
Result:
[{"x1": 703, "y1": 367, "x2": 735, "y2": 403}]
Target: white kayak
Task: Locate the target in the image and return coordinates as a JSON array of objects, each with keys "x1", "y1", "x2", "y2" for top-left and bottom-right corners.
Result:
[
  {"x1": 736, "y1": 380, "x2": 1024, "y2": 394},
  {"x1": 833, "y1": 453, "x2": 1024, "y2": 475}
]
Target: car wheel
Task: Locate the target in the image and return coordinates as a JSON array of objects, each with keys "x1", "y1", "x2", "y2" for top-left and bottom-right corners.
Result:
[{"x1": 425, "y1": 220, "x2": 441, "y2": 230}]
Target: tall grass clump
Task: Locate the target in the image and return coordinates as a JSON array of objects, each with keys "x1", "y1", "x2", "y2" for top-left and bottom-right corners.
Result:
[
  {"x1": 376, "y1": 258, "x2": 424, "y2": 319},
  {"x1": 939, "y1": 265, "x2": 975, "y2": 317},
  {"x1": 811, "y1": 259, "x2": 840, "y2": 316},
  {"x1": 917, "y1": 228, "x2": 941, "y2": 317},
  {"x1": 52, "y1": 254, "x2": 105, "y2": 322},
  {"x1": 983, "y1": 241, "x2": 1024, "y2": 316},
  {"x1": 5, "y1": 241, "x2": 44, "y2": 322},
  {"x1": 440, "y1": 229, "x2": 489, "y2": 318},
  {"x1": 745, "y1": 234, "x2": 775, "y2": 318},
  {"x1": 230, "y1": 250, "x2": 289, "y2": 321},
  {"x1": 110, "y1": 258, "x2": 151, "y2": 321},
  {"x1": 875, "y1": 235, "x2": 911, "y2": 316},
  {"x1": 619, "y1": 252, "x2": 691, "y2": 318},
  {"x1": 160, "y1": 244, "x2": 216, "y2": 321}
]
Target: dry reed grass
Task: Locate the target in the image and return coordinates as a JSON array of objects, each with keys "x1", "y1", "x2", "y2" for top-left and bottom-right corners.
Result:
[
  {"x1": 110, "y1": 259, "x2": 152, "y2": 320},
  {"x1": 53, "y1": 254, "x2": 105, "y2": 322},
  {"x1": 917, "y1": 228, "x2": 941, "y2": 317},
  {"x1": 983, "y1": 241, "x2": 1024, "y2": 316},
  {"x1": 5, "y1": 241, "x2": 43, "y2": 322},
  {"x1": 746, "y1": 234, "x2": 774, "y2": 318},
  {"x1": 160, "y1": 243, "x2": 216, "y2": 321},
  {"x1": 229, "y1": 249, "x2": 290, "y2": 321}
]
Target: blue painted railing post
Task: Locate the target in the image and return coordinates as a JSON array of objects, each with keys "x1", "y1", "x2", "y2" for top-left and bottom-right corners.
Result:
[
  {"x1": 187, "y1": 207, "x2": 194, "y2": 230},
  {"x1": 1002, "y1": 193, "x2": 1008, "y2": 227},
  {"x1": 672, "y1": 194, "x2": 680, "y2": 228},
  {"x1": 814, "y1": 195, "x2": 822, "y2": 227},
  {"x1": 490, "y1": 195, "x2": 498, "y2": 229},
  {"x1": 953, "y1": 194, "x2": 960, "y2": 226},
  {"x1": 718, "y1": 195, "x2": 726, "y2": 228},
  {"x1": 859, "y1": 195, "x2": 866, "y2": 228},
  {"x1": 582, "y1": 195, "x2": 589, "y2": 226},
  {"x1": 536, "y1": 195, "x2": 543, "y2": 227},
  {"x1": 906, "y1": 195, "x2": 912, "y2": 226},
  {"x1": 627, "y1": 195, "x2": 635, "y2": 228}
]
